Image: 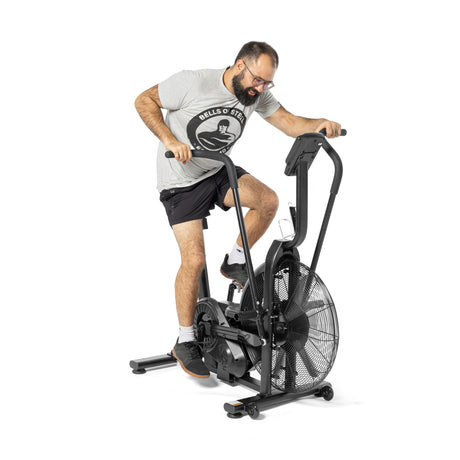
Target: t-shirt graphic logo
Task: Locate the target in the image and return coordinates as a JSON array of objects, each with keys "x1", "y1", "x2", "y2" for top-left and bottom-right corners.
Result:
[
  {"x1": 198, "y1": 119, "x2": 236, "y2": 150},
  {"x1": 187, "y1": 107, "x2": 246, "y2": 154}
]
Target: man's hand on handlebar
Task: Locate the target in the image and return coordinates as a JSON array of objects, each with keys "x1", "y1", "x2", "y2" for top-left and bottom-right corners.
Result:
[
  {"x1": 317, "y1": 120, "x2": 342, "y2": 138},
  {"x1": 165, "y1": 140, "x2": 192, "y2": 164}
]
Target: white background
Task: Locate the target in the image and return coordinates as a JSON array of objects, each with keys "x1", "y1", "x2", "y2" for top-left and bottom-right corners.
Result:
[{"x1": 1, "y1": 0, "x2": 459, "y2": 458}]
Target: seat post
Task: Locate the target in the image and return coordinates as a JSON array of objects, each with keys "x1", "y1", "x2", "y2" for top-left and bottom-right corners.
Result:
[{"x1": 198, "y1": 218, "x2": 211, "y2": 299}]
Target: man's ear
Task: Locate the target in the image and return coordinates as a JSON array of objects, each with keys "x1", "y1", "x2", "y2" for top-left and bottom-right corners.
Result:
[{"x1": 235, "y1": 59, "x2": 245, "y2": 72}]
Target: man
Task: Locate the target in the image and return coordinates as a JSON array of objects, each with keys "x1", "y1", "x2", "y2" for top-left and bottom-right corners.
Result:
[{"x1": 135, "y1": 41, "x2": 341, "y2": 379}]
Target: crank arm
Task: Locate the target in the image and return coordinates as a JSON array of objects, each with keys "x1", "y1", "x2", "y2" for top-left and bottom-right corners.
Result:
[{"x1": 211, "y1": 324, "x2": 263, "y2": 347}]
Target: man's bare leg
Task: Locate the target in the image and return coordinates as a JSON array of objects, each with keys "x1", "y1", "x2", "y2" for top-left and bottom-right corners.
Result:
[
  {"x1": 171, "y1": 219, "x2": 210, "y2": 378},
  {"x1": 171, "y1": 219, "x2": 206, "y2": 327}
]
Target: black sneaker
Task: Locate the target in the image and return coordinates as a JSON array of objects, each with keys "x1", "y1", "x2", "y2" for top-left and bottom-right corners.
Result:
[
  {"x1": 220, "y1": 254, "x2": 248, "y2": 289},
  {"x1": 172, "y1": 339, "x2": 210, "y2": 379}
]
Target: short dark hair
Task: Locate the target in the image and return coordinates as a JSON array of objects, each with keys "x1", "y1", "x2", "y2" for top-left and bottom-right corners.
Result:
[{"x1": 234, "y1": 41, "x2": 279, "y2": 68}]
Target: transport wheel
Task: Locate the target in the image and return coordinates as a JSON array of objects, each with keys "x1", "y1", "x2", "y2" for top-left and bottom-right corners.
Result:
[
  {"x1": 320, "y1": 386, "x2": 334, "y2": 401},
  {"x1": 247, "y1": 404, "x2": 260, "y2": 419}
]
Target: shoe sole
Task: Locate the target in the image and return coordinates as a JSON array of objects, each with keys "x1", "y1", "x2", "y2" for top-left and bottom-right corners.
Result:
[
  {"x1": 172, "y1": 348, "x2": 210, "y2": 379},
  {"x1": 220, "y1": 269, "x2": 245, "y2": 290}
]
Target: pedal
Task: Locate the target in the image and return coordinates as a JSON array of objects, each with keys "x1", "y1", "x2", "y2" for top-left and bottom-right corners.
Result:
[{"x1": 227, "y1": 281, "x2": 242, "y2": 302}]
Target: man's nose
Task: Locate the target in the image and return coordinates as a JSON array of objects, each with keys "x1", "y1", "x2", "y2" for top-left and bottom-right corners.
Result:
[{"x1": 254, "y1": 82, "x2": 265, "y2": 92}]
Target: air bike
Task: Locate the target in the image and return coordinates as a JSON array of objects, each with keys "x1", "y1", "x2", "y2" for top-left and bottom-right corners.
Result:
[{"x1": 130, "y1": 129, "x2": 346, "y2": 419}]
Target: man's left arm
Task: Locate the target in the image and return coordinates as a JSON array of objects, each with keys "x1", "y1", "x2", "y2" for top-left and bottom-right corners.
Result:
[{"x1": 264, "y1": 105, "x2": 342, "y2": 138}]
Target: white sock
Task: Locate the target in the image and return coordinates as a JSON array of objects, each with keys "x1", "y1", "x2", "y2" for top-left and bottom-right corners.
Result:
[
  {"x1": 178, "y1": 325, "x2": 195, "y2": 343},
  {"x1": 227, "y1": 242, "x2": 245, "y2": 265}
]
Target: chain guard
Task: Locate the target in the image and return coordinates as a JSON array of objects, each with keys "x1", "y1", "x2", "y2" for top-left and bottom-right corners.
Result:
[{"x1": 193, "y1": 298, "x2": 250, "y2": 378}]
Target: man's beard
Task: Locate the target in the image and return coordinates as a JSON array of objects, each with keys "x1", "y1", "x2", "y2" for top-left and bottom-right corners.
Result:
[{"x1": 232, "y1": 71, "x2": 260, "y2": 106}]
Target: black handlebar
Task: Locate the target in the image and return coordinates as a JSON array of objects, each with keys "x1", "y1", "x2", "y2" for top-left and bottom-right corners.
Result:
[
  {"x1": 319, "y1": 128, "x2": 347, "y2": 136},
  {"x1": 165, "y1": 149, "x2": 240, "y2": 188}
]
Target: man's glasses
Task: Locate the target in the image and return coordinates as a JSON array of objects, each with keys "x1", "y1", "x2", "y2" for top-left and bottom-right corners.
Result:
[{"x1": 243, "y1": 60, "x2": 275, "y2": 91}]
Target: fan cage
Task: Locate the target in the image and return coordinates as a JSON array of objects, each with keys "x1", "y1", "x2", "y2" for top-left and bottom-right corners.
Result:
[{"x1": 241, "y1": 259, "x2": 339, "y2": 393}]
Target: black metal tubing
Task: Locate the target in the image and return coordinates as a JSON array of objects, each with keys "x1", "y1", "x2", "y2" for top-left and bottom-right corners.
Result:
[
  {"x1": 234, "y1": 374, "x2": 261, "y2": 392},
  {"x1": 309, "y1": 139, "x2": 343, "y2": 273},
  {"x1": 322, "y1": 139, "x2": 343, "y2": 196},
  {"x1": 198, "y1": 219, "x2": 211, "y2": 299}
]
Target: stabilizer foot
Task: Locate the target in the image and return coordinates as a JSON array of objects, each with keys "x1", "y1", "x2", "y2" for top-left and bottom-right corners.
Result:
[
  {"x1": 129, "y1": 353, "x2": 177, "y2": 374},
  {"x1": 227, "y1": 412, "x2": 245, "y2": 419},
  {"x1": 132, "y1": 368, "x2": 147, "y2": 375}
]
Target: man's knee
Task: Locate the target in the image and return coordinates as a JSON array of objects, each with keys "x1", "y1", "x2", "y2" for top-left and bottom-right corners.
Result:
[
  {"x1": 261, "y1": 188, "x2": 279, "y2": 217},
  {"x1": 180, "y1": 250, "x2": 206, "y2": 276}
]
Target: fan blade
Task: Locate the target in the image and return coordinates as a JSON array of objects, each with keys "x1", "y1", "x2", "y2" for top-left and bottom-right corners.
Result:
[
  {"x1": 304, "y1": 299, "x2": 326, "y2": 311},
  {"x1": 284, "y1": 276, "x2": 324, "y2": 322},
  {"x1": 283, "y1": 274, "x2": 307, "y2": 322},
  {"x1": 298, "y1": 347, "x2": 320, "y2": 378}
]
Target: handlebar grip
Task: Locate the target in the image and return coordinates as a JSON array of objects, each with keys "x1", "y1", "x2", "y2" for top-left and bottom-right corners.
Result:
[{"x1": 319, "y1": 128, "x2": 347, "y2": 136}]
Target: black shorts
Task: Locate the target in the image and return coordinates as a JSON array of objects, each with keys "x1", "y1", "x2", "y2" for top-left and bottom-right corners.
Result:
[{"x1": 159, "y1": 166, "x2": 249, "y2": 226}]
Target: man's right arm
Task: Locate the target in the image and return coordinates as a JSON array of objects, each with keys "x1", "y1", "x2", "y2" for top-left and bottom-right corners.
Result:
[{"x1": 134, "y1": 85, "x2": 192, "y2": 164}]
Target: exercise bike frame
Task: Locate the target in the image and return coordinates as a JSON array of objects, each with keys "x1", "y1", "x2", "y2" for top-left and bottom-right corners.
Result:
[{"x1": 129, "y1": 129, "x2": 345, "y2": 418}]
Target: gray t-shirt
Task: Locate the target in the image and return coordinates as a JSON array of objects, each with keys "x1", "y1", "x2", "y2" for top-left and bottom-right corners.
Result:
[{"x1": 156, "y1": 67, "x2": 280, "y2": 191}]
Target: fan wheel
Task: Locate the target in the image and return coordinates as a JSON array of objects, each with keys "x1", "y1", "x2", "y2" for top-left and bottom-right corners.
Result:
[{"x1": 240, "y1": 258, "x2": 339, "y2": 393}]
